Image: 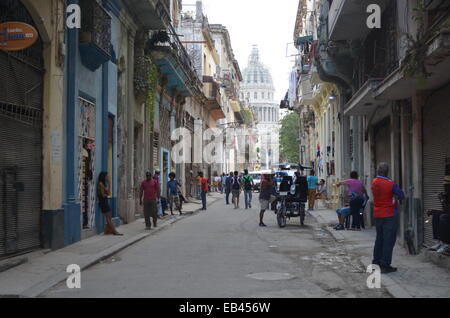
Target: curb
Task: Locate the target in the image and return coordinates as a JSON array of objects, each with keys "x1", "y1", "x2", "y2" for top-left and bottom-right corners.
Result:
[
  {"x1": 359, "y1": 256, "x2": 412, "y2": 298},
  {"x1": 18, "y1": 195, "x2": 223, "y2": 298},
  {"x1": 312, "y1": 213, "x2": 413, "y2": 298}
]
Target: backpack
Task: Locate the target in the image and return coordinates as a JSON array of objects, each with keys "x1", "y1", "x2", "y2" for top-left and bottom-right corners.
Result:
[
  {"x1": 232, "y1": 177, "x2": 240, "y2": 190},
  {"x1": 243, "y1": 176, "x2": 252, "y2": 191}
]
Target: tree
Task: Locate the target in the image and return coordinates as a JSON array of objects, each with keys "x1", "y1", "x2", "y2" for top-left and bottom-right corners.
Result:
[{"x1": 279, "y1": 112, "x2": 300, "y2": 163}]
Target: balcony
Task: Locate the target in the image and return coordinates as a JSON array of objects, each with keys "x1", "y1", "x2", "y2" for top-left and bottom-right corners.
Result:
[
  {"x1": 122, "y1": 0, "x2": 170, "y2": 29},
  {"x1": 148, "y1": 24, "x2": 201, "y2": 97},
  {"x1": 328, "y1": 0, "x2": 388, "y2": 41},
  {"x1": 203, "y1": 76, "x2": 225, "y2": 120},
  {"x1": 298, "y1": 75, "x2": 314, "y2": 106},
  {"x1": 79, "y1": 0, "x2": 111, "y2": 71},
  {"x1": 222, "y1": 71, "x2": 237, "y2": 98},
  {"x1": 344, "y1": 79, "x2": 386, "y2": 116},
  {"x1": 375, "y1": 31, "x2": 450, "y2": 100}
]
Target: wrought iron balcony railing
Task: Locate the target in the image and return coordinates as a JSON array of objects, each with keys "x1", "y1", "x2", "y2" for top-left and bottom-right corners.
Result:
[
  {"x1": 79, "y1": 0, "x2": 112, "y2": 71},
  {"x1": 202, "y1": 76, "x2": 221, "y2": 106},
  {"x1": 149, "y1": 23, "x2": 202, "y2": 91},
  {"x1": 79, "y1": 0, "x2": 111, "y2": 57},
  {"x1": 351, "y1": 0, "x2": 398, "y2": 91}
]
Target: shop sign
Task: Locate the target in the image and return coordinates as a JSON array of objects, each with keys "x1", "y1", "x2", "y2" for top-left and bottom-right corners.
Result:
[{"x1": 0, "y1": 22, "x2": 38, "y2": 51}]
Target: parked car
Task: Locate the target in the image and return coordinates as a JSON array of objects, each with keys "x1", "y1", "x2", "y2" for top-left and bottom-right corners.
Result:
[{"x1": 249, "y1": 173, "x2": 261, "y2": 192}]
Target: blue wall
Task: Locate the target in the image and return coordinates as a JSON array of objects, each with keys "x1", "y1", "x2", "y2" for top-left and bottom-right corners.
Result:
[{"x1": 64, "y1": 0, "x2": 121, "y2": 244}]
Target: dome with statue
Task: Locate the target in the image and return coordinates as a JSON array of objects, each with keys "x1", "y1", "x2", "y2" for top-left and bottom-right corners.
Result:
[{"x1": 241, "y1": 45, "x2": 279, "y2": 124}]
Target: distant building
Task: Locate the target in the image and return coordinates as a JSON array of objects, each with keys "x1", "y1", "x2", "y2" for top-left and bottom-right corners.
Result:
[{"x1": 241, "y1": 46, "x2": 280, "y2": 170}]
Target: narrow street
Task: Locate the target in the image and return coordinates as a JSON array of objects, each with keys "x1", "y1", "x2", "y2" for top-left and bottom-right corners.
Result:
[{"x1": 43, "y1": 199, "x2": 390, "y2": 298}]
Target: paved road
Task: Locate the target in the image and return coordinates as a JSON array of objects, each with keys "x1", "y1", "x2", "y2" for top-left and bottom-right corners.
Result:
[{"x1": 43, "y1": 197, "x2": 391, "y2": 298}]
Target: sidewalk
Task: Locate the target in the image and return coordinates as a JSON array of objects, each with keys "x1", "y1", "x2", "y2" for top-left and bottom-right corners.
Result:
[
  {"x1": 312, "y1": 208, "x2": 450, "y2": 298},
  {"x1": 0, "y1": 192, "x2": 223, "y2": 298}
]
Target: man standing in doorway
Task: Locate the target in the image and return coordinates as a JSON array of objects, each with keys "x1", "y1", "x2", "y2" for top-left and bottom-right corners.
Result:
[
  {"x1": 199, "y1": 171, "x2": 209, "y2": 210},
  {"x1": 140, "y1": 171, "x2": 161, "y2": 230},
  {"x1": 307, "y1": 170, "x2": 319, "y2": 211},
  {"x1": 242, "y1": 169, "x2": 254, "y2": 209},
  {"x1": 372, "y1": 162, "x2": 405, "y2": 273}
]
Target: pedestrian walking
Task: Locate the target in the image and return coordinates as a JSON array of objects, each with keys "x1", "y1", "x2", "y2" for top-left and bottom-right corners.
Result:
[
  {"x1": 371, "y1": 162, "x2": 405, "y2": 273},
  {"x1": 259, "y1": 174, "x2": 275, "y2": 227},
  {"x1": 231, "y1": 171, "x2": 242, "y2": 209},
  {"x1": 307, "y1": 170, "x2": 319, "y2": 211},
  {"x1": 167, "y1": 172, "x2": 182, "y2": 216},
  {"x1": 213, "y1": 174, "x2": 221, "y2": 192},
  {"x1": 225, "y1": 172, "x2": 233, "y2": 205},
  {"x1": 140, "y1": 171, "x2": 161, "y2": 230},
  {"x1": 242, "y1": 169, "x2": 254, "y2": 209},
  {"x1": 196, "y1": 172, "x2": 202, "y2": 200},
  {"x1": 199, "y1": 171, "x2": 209, "y2": 210},
  {"x1": 98, "y1": 172, "x2": 122, "y2": 236},
  {"x1": 221, "y1": 173, "x2": 227, "y2": 194},
  {"x1": 335, "y1": 171, "x2": 368, "y2": 230}
]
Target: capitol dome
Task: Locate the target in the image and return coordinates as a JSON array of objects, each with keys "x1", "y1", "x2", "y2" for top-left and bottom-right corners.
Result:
[
  {"x1": 242, "y1": 46, "x2": 274, "y2": 89},
  {"x1": 240, "y1": 45, "x2": 278, "y2": 124}
]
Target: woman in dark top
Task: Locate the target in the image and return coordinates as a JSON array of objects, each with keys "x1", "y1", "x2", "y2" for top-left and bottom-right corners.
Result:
[
  {"x1": 259, "y1": 174, "x2": 275, "y2": 227},
  {"x1": 98, "y1": 172, "x2": 122, "y2": 236}
]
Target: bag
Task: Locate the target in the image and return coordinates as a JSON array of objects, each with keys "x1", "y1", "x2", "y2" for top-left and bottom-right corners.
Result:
[
  {"x1": 232, "y1": 177, "x2": 240, "y2": 190},
  {"x1": 243, "y1": 176, "x2": 252, "y2": 191}
]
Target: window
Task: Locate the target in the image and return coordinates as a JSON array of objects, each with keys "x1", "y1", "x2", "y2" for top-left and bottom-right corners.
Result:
[
  {"x1": 254, "y1": 92, "x2": 258, "y2": 100},
  {"x1": 262, "y1": 92, "x2": 265, "y2": 99}
]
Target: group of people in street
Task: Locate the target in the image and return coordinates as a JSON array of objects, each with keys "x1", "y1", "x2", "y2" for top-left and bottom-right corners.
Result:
[
  {"x1": 221, "y1": 170, "x2": 255, "y2": 210},
  {"x1": 97, "y1": 160, "x2": 429, "y2": 274},
  {"x1": 138, "y1": 170, "x2": 189, "y2": 230},
  {"x1": 332, "y1": 162, "x2": 405, "y2": 273}
]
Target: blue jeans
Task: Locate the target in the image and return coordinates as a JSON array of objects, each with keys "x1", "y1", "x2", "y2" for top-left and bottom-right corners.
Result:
[
  {"x1": 244, "y1": 190, "x2": 253, "y2": 208},
  {"x1": 201, "y1": 191, "x2": 207, "y2": 209},
  {"x1": 373, "y1": 216, "x2": 398, "y2": 267},
  {"x1": 349, "y1": 194, "x2": 365, "y2": 229},
  {"x1": 225, "y1": 189, "x2": 231, "y2": 204}
]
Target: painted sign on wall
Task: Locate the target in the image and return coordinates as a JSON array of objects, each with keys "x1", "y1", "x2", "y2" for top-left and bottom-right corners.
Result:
[{"x1": 0, "y1": 22, "x2": 38, "y2": 51}]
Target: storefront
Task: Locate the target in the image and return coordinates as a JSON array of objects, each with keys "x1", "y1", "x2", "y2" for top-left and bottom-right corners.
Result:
[
  {"x1": 0, "y1": 0, "x2": 43, "y2": 258},
  {"x1": 422, "y1": 86, "x2": 450, "y2": 247}
]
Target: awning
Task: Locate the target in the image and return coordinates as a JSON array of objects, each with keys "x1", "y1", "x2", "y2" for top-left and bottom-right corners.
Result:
[{"x1": 296, "y1": 35, "x2": 313, "y2": 45}]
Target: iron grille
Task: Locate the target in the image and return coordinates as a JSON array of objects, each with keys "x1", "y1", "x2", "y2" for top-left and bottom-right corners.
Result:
[
  {"x1": 79, "y1": 0, "x2": 112, "y2": 56},
  {"x1": 353, "y1": 0, "x2": 398, "y2": 90}
]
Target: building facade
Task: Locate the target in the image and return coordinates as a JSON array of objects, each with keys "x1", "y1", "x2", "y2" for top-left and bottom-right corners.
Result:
[{"x1": 289, "y1": 0, "x2": 450, "y2": 253}]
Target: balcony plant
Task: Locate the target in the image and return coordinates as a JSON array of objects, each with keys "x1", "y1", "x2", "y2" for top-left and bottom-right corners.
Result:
[{"x1": 403, "y1": 0, "x2": 449, "y2": 89}]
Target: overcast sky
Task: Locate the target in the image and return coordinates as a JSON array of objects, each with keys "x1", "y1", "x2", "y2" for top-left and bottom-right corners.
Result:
[{"x1": 182, "y1": 0, "x2": 299, "y2": 102}]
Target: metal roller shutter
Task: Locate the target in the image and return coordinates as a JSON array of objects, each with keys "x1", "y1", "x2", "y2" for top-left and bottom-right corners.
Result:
[
  {"x1": 423, "y1": 92, "x2": 450, "y2": 247},
  {"x1": 0, "y1": 0, "x2": 43, "y2": 258}
]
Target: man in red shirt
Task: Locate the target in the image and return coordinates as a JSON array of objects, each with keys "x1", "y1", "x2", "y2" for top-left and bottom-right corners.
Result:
[
  {"x1": 199, "y1": 171, "x2": 209, "y2": 210},
  {"x1": 140, "y1": 171, "x2": 161, "y2": 230},
  {"x1": 372, "y1": 163, "x2": 405, "y2": 273}
]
